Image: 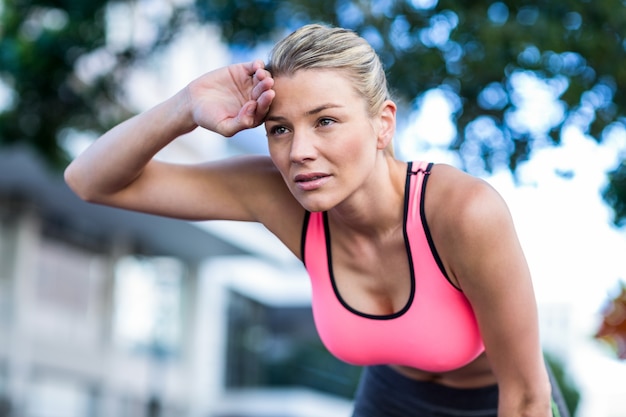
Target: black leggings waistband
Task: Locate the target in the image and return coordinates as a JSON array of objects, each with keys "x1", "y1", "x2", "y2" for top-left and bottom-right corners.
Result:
[
  {"x1": 352, "y1": 364, "x2": 571, "y2": 417},
  {"x1": 352, "y1": 365, "x2": 499, "y2": 417}
]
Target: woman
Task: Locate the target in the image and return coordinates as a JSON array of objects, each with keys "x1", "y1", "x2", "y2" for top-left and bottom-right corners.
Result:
[{"x1": 65, "y1": 24, "x2": 568, "y2": 417}]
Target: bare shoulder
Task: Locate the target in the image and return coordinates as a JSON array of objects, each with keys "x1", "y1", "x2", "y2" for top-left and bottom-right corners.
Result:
[
  {"x1": 427, "y1": 163, "x2": 510, "y2": 231},
  {"x1": 426, "y1": 164, "x2": 517, "y2": 287}
]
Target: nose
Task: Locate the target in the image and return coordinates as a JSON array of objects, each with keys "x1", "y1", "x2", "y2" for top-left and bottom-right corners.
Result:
[{"x1": 289, "y1": 129, "x2": 317, "y2": 163}]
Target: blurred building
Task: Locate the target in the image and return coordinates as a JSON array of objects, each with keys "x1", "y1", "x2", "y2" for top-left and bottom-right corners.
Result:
[{"x1": 0, "y1": 146, "x2": 353, "y2": 417}]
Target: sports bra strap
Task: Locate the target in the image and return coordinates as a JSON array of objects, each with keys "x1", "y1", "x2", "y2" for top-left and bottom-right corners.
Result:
[{"x1": 408, "y1": 160, "x2": 432, "y2": 176}]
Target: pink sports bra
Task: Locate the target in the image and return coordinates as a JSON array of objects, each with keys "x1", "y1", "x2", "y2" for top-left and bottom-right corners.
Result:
[{"x1": 301, "y1": 161, "x2": 485, "y2": 373}]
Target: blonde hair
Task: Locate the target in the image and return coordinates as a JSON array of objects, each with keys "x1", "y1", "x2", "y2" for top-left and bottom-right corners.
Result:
[{"x1": 266, "y1": 24, "x2": 391, "y2": 119}]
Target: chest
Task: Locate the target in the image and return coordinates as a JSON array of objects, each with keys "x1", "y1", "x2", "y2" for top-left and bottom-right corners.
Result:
[
  {"x1": 302, "y1": 209, "x2": 484, "y2": 372},
  {"x1": 300, "y1": 162, "x2": 485, "y2": 372},
  {"x1": 330, "y1": 229, "x2": 412, "y2": 316}
]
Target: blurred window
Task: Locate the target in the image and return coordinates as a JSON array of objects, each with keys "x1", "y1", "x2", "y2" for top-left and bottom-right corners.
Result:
[
  {"x1": 32, "y1": 237, "x2": 106, "y2": 346},
  {"x1": 113, "y1": 256, "x2": 184, "y2": 358},
  {"x1": 24, "y1": 375, "x2": 94, "y2": 417},
  {"x1": 224, "y1": 290, "x2": 361, "y2": 398},
  {"x1": 0, "y1": 211, "x2": 17, "y2": 328}
]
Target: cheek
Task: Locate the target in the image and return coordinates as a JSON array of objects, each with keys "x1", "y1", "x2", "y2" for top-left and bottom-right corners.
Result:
[
  {"x1": 340, "y1": 129, "x2": 376, "y2": 160},
  {"x1": 268, "y1": 141, "x2": 290, "y2": 173},
  {"x1": 267, "y1": 138, "x2": 282, "y2": 159}
]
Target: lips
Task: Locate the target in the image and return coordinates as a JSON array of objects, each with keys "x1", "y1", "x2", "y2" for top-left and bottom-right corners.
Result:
[
  {"x1": 294, "y1": 172, "x2": 331, "y2": 191},
  {"x1": 295, "y1": 172, "x2": 329, "y2": 182}
]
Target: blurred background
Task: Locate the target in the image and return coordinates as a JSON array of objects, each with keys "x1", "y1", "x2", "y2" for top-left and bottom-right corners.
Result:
[{"x1": 1, "y1": 0, "x2": 626, "y2": 416}]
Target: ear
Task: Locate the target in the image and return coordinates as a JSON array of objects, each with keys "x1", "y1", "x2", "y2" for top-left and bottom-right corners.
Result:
[{"x1": 376, "y1": 100, "x2": 397, "y2": 150}]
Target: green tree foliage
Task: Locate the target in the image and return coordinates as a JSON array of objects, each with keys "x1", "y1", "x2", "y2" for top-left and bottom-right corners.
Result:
[
  {"x1": 545, "y1": 353, "x2": 580, "y2": 416},
  {"x1": 1, "y1": 0, "x2": 626, "y2": 223},
  {"x1": 0, "y1": 0, "x2": 187, "y2": 168},
  {"x1": 604, "y1": 160, "x2": 626, "y2": 227},
  {"x1": 194, "y1": 0, "x2": 625, "y2": 169},
  {"x1": 1, "y1": 0, "x2": 108, "y2": 167},
  {"x1": 193, "y1": 0, "x2": 626, "y2": 223}
]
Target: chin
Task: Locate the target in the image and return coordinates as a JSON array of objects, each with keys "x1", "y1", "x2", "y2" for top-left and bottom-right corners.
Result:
[
  {"x1": 298, "y1": 197, "x2": 334, "y2": 213},
  {"x1": 301, "y1": 203, "x2": 329, "y2": 213}
]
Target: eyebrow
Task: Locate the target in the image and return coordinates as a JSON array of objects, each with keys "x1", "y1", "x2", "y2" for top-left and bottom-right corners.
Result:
[
  {"x1": 305, "y1": 103, "x2": 343, "y2": 116},
  {"x1": 266, "y1": 103, "x2": 344, "y2": 122}
]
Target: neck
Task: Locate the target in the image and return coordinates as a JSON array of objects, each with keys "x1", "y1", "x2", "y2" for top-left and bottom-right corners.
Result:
[{"x1": 328, "y1": 158, "x2": 407, "y2": 240}]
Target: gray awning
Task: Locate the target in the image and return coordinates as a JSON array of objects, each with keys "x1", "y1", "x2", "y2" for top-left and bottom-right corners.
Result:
[{"x1": 0, "y1": 146, "x2": 249, "y2": 262}]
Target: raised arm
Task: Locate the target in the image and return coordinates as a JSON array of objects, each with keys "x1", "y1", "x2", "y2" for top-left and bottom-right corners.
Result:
[
  {"x1": 430, "y1": 165, "x2": 552, "y2": 417},
  {"x1": 64, "y1": 61, "x2": 281, "y2": 222}
]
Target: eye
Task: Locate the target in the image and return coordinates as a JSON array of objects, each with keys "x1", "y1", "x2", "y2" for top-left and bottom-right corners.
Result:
[
  {"x1": 267, "y1": 125, "x2": 290, "y2": 136},
  {"x1": 318, "y1": 117, "x2": 336, "y2": 127}
]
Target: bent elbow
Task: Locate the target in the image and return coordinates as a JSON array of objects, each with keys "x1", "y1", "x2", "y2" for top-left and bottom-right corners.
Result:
[{"x1": 64, "y1": 163, "x2": 98, "y2": 203}]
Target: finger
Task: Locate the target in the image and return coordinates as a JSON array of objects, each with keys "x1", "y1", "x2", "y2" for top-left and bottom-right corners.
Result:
[
  {"x1": 251, "y1": 59, "x2": 266, "y2": 72},
  {"x1": 254, "y1": 90, "x2": 275, "y2": 125},
  {"x1": 215, "y1": 101, "x2": 255, "y2": 137},
  {"x1": 239, "y1": 101, "x2": 259, "y2": 129},
  {"x1": 253, "y1": 66, "x2": 271, "y2": 81},
  {"x1": 257, "y1": 90, "x2": 275, "y2": 113},
  {"x1": 245, "y1": 60, "x2": 265, "y2": 77},
  {"x1": 251, "y1": 76, "x2": 274, "y2": 101}
]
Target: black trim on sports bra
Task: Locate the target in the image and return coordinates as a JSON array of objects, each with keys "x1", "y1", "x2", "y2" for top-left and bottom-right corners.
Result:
[
  {"x1": 418, "y1": 163, "x2": 462, "y2": 291},
  {"x1": 301, "y1": 210, "x2": 312, "y2": 265},
  {"x1": 299, "y1": 162, "x2": 461, "y2": 318},
  {"x1": 323, "y1": 162, "x2": 417, "y2": 320}
]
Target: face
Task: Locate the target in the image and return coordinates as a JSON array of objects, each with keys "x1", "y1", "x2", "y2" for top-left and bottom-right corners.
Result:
[{"x1": 265, "y1": 69, "x2": 392, "y2": 212}]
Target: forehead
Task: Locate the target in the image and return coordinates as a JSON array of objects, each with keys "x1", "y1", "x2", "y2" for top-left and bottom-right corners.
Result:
[{"x1": 269, "y1": 69, "x2": 363, "y2": 115}]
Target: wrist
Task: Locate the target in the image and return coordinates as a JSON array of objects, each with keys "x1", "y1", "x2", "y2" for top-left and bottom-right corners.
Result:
[{"x1": 170, "y1": 86, "x2": 199, "y2": 135}]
